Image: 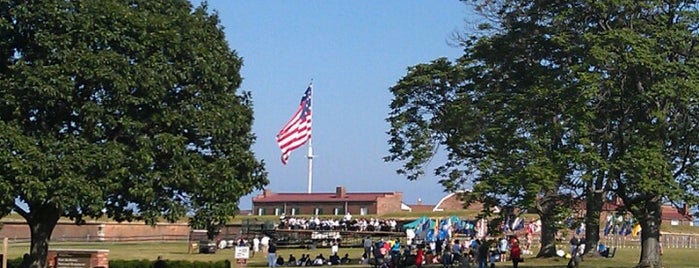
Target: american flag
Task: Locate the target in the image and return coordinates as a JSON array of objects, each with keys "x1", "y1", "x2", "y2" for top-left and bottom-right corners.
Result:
[{"x1": 276, "y1": 85, "x2": 312, "y2": 164}]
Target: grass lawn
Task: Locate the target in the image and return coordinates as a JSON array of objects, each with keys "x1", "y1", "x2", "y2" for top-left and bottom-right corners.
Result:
[{"x1": 5, "y1": 242, "x2": 699, "y2": 267}]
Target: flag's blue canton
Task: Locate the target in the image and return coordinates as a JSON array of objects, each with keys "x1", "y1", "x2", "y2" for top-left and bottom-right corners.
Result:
[{"x1": 299, "y1": 86, "x2": 312, "y2": 119}]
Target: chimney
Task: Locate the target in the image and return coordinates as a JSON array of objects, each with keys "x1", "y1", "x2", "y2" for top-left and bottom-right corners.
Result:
[
  {"x1": 682, "y1": 203, "x2": 689, "y2": 216},
  {"x1": 336, "y1": 186, "x2": 346, "y2": 198},
  {"x1": 263, "y1": 189, "x2": 272, "y2": 197}
]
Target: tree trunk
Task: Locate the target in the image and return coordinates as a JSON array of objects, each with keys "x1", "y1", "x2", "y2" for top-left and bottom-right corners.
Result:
[
  {"x1": 535, "y1": 190, "x2": 560, "y2": 258},
  {"x1": 635, "y1": 201, "x2": 662, "y2": 268},
  {"x1": 536, "y1": 212, "x2": 558, "y2": 257},
  {"x1": 26, "y1": 205, "x2": 61, "y2": 268},
  {"x1": 583, "y1": 183, "x2": 604, "y2": 256}
]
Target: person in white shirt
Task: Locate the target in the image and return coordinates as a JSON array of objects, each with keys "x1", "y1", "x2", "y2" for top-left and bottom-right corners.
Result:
[
  {"x1": 288, "y1": 217, "x2": 297, "y2": 229},
  {"x1": 253, "y1": 236, "x2": 260, "y2": 256},
  {"x1": 260, "y1": 235, "x2": 270, "y2": 255},
  {"x1": 331, "y1": 240, "x2": 339, "y2": 255},
  {"x1": 498, "y1": 236, "x2": 508, "y2": 262}
]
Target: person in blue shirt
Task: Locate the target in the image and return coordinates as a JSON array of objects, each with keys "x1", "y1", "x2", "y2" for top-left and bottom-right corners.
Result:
[
  {"x1": 451, "y1": 239, "x2": 462, "y2": 264},
  {"x1": 390, "y1": 239, "x2": 401, "y2": 268},
  {"x1": 598, "y1": 243, "x2": 610, "y2": 257}
]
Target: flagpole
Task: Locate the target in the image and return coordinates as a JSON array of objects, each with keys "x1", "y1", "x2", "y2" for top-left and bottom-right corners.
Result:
[
  {"x1": 307, "y1": 141, "x2": 313, "y2": 193},
  {"x1": 307, "y1": 81, "x2": 314, "y2": 193}
]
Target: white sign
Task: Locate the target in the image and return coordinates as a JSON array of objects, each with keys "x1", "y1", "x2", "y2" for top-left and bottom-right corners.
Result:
[{"x1": 235, "y1": 246, "x2": 250, "y2": 259}]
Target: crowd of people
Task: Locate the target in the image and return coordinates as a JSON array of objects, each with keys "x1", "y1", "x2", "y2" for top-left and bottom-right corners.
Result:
[
  {"x1": 237, "y1": 213, "x2": 548, "y2": 268},
  {"x1": 240, "y1": 214, "x2": 537, "y2": 268},
  {"x1": 357, "y1": 235, "x2": 526, "y2": 268},
  {"x1": 273, "y1": 252, "x2": 354, "y2": 266},
  {"x1": 244, "y1": 234, "x2": 358, "y2": 267},
  {"x1": 277, "y1": 213, "x2": 399, "y2": 232}
]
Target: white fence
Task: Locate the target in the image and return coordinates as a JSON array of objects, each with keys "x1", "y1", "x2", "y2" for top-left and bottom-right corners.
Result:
[{"x1": 601, "y1": 233, "x2": 699, "y2": 249}]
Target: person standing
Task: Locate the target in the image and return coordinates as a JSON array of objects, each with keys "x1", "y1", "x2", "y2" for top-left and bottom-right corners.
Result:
[
  {"x1": 267, "y1": 242, "x2": 278, "y2": 267},
  {"x1": 451, "y1": 239, "x2": 462, "y2": 264},
  {"x1": 363, "y1": 236, "x2": 373, "y2": 264},
  {"x1": 510, "y1": 239, "x2": 522, "y2": 268},
  {"x1": 416, "y1": 244, "x2": 425, "y2": 268},
  {"x1": 569, "y1": 235, "x2": 580, "y2": 257},
  {"x1": 390, "y1": 239, "x2": 402, "y2": 268},
  {"x1": 331, "y1": 240, "x2": 339, "y2": 256},
  {"x1": 498, "y1": 237, "x2": 508, "y2": 262},
  {"x1": 253, "y1": 236, "x2": 261, "y2": 257},
  {"x1": 261, "y1": 235, "x2": 270, "y2": 255},
  {"x1": 476, "y1": 240, "x2": 489, "y2": 268}
]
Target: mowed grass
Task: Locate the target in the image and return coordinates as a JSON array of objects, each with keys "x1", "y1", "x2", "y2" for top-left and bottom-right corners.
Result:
[{"x1": 4, "y1": 242, "x2": 699, "y2": 267}]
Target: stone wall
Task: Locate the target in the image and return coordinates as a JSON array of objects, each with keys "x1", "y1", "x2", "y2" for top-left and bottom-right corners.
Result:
[{"x1": 0, "y1": 221, "x2": 190, "y2": 242}]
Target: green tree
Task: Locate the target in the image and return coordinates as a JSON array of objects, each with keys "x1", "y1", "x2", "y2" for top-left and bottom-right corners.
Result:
[
  {"x1": 388, "y1": 1, "x2": 699, "y2": 267},
  {"x1": 0, "y1": 1, "x2": 267, "y2": 267},
  {"x1": 386, "y1": 55, "x2": 579, "y2": 258}
]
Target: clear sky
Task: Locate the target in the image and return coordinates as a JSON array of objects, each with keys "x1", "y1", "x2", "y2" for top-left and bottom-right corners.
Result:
[{"x1": 192, "y1": 0, "x2": 478, "y2": 209}]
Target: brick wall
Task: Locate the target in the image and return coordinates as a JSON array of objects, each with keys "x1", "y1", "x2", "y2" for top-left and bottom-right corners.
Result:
[
  {"x1": 0, "y1": 221, "x2": 191, "y2": 242},
  {"x1": 376, "y1": 193, "x2": 402, "y2": 215},
  {"x1": 102, "y1": 222, "x2": 190, "y2": 241},
  {"x1": 254, "y1": 202, "x2": 378, "y2": 216},
  {"x1": 346, "y1": 202, "x2": 378, "y2": 215}
]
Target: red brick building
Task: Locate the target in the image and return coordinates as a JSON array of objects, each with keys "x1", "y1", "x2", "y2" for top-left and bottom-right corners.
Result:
[
  {"x1": 433, "y1": 191, "x2": 485, "y2": 211},
  {"x1": 661, "y1": 204, "x2": 695, "y2": 226},
  {"x1": 574, "y1": 198, "x2": 695, "y2": 227},
  {"x1": 251, "y1": 186, "x2": 402, "y2": 216}
]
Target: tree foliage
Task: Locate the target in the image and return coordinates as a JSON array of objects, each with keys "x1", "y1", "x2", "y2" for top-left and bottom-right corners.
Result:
[
  {"x1": 387, "y1": 1, "x2": 699, "y2": 266},
  {"x1": 0, "y1": 1, "x2": 267, "y2": 267}
]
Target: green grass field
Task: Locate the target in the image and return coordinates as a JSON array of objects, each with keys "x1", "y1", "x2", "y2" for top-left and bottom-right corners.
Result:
[{"x1": 4, "y1": 241, "x2": 699, "y2": 267}]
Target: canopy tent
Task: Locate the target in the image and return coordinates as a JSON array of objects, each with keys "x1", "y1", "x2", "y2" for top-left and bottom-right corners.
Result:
[{"x1": 403, "y1": 216, "x2": 435, "y2": 230}]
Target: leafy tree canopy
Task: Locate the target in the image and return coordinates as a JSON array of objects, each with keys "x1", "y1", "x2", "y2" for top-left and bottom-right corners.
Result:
[
  {"x1": 0, "y1": 0, "x2": 267, "y2": 267},
  {"x1": 387, "y1": 0, "x2": 699, "y2": 265}
]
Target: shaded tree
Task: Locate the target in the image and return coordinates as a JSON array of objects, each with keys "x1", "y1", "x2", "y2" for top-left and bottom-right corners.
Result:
[
  {"x1": 388, "y1": 1, "x2": 699, "y2": 266},
  {"x1": 0, "y1": 1, "x2": 267, "y2": 267}
]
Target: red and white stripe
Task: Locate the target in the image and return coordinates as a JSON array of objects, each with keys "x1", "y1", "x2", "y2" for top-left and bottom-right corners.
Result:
[{"x1": 276, "y1": 86, "x2": 312, "y2": 164}]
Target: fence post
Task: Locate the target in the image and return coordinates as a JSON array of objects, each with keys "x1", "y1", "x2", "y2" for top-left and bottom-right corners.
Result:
[{"x1": 3, "y1": 237, "x2": 8, "y2": 268}]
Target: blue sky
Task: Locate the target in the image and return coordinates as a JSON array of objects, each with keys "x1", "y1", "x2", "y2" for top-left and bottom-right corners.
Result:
[{"x1": 193, "y1": 1, "x2": 477, "y2": 209}]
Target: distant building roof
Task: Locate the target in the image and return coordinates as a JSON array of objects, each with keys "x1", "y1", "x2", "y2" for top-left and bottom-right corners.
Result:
[
  {"x1": 252, "y1": 186, "x2": 400, "y2": 203},
  {"x1": 661, "y1": 204, "x2": 694, "y2": 221},
  {"x1": 434, "y1": 190, "x2": 485, "y2": 212}
]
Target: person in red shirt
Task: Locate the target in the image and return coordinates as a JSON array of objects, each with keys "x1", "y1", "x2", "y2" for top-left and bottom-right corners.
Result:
[
  {"x1": 415, "y1": 244, "x2": 425, "y2": 268},
  {"x1": 510, "y1": 239, "x2": 522, "y2": 268}
]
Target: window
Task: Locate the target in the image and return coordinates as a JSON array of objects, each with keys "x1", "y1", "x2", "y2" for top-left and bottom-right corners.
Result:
[
  {"x1": 291, "y1": 207, "x2": 300, "y2": 216},
  {"x1": 314, "y1": 207, "x2": 323, "y2": 215},
  {"x1": 333, "y1": 207, "x2": 344, "y2": 215},
  {"x1": 257, "y1": 208, "x2": 266, "y2": 216},
  {"x1": 360, "y1": 207, "x2": 368, "y2": 216},
  {"x1": 274, "y1": 207, "x2": 282, "y2": 216}
]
